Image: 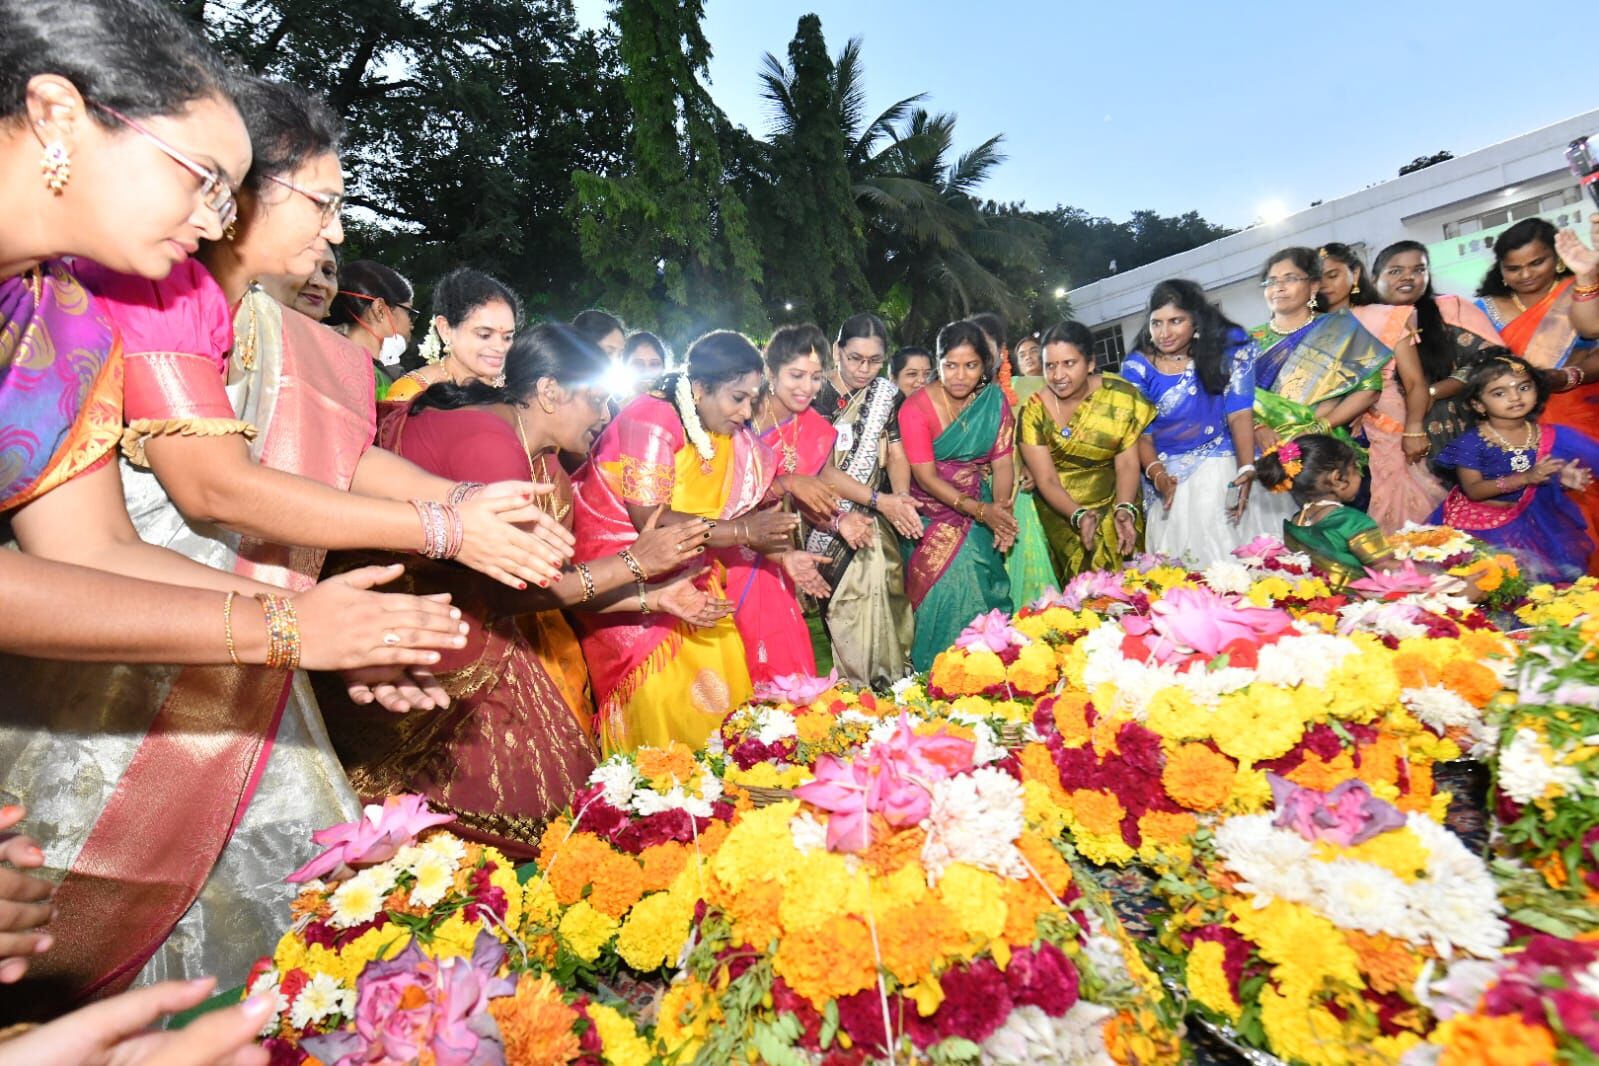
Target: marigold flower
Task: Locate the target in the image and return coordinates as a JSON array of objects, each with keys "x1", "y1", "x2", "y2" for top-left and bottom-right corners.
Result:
[
  {"x1": 488, "y1": 974, "x2": 581, "y2": 1065},
  {"x1": 1434, "y1": 1013, "x2": 1558, "y2": 1066},
  {"x1": 771, "y1": 915, "x2": 878, "y2": 1007},
  {"x1": 1161, "y1": 744, "x2": 1237, "y2": 811}
]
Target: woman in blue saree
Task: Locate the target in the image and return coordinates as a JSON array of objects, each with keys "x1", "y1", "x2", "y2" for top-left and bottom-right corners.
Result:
[{"x1": 898, "y1": 320, "x2": 1016, "y2": 671}]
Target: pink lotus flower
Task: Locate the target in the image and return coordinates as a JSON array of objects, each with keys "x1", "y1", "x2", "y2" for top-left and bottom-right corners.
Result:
[
  {"x1": 287, "y1": 795, "x2": 455, "y2": 884},
  {"x1": 302, "y1": 931, "x2": 514, "y2": 1066},
  {"x1": 1268, "y1": 774, "x2": 1405, "y2": 847},
  {"x1": 794, "y1": 715, "x2": 975, "y2": 852},
  {"x1": 955, "y1": 609, "x2": 1028, "y2": 654},
  {"x1": 1057, "y1": 570, "x2": 1132, "y2": 611},
  {"x1": 1347, "y1": 561, "x2": 1438, "y2": 600},
  {"x1": 1235, "y1": 535, "x2": 1288, "y2": 562},
  {"x1": 1122, "y1": 585, "x2": 1292, "y2": 663},
  {"x1": 753, "y1": 669, "x2": 841, "y2": 706}
]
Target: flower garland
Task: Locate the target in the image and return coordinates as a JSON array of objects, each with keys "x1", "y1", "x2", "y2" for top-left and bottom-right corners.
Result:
[
  {"x1": 416, "y1": 318, "x2": 446, "y2": 365},
  {"x1": 672, "y1": 372, "x2": 715, "y2": 463}
]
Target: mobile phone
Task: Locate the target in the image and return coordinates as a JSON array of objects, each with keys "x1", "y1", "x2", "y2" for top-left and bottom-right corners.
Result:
[
  {"x1": 1225, "y1": 481, "x2": 1243, "y2": 513},
  {"x1": 1566, "y1": 137, "x2": 1599, "y2": 209}
]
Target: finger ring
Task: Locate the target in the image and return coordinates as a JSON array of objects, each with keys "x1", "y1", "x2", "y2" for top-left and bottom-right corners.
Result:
[{"x1": 382, "y1": 632, "x2": 400, "y2": 646}]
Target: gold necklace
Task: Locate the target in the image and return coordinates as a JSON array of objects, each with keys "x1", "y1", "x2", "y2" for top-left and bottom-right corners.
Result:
[
  {"x1": 1482, "y1": 421, "x2": 1538, "y2": 472},
  {"x1": 762, "y1": 397, "x2": 802, "y2": 474},
  {"x1": 1270, "y1": 312, "x2": 1316, "y2": 335},
  {"x1": 513, "y1": 409, "x2": 569, "y2": 520},
  {"x1": 1511, "y1": 279, "x2": 1559, "y2": 314},
  {"x1": 234, "y1": 293, "x2": 260, "y2": 371}
]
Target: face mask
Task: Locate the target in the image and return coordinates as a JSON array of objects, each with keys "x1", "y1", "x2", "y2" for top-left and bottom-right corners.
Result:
[{"x1": 378, "y1": 334, "x2": 407, "y2": 366}]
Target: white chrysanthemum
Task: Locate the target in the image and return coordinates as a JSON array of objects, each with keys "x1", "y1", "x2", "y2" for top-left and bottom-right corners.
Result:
[
  {"x1": 1576, "y1": 960, "x2": 1599, "y2": 1000},
  {"x1": 970, "y1": 721, "x2": 1004, "y2": 765},
  {"x1": 1416, "y1": 957, "x2": 1504, "y2": 1022},
  {"x1": 702, "y1": 730, "x2": 725, "y2": 757},
  {"x1": 1498, "y1": 727, "x2": 1581, "y2": 805},
  {"x1": 289, "y1": 971, "x2": 354, "y2": 1030},
  {"x1": 1279, "y1": 551, "x2": 1313, "y2": 571},
  {"x1": 246, "y1": 969, "x2": 289, "y2": 1035},
  {"x1": 1337, "y1": 600, "x2": 1428, "y2": 640},
  {"x1": 790, "y1": 811, "x2": 828, "y2": 853},
  {"x1": 328, "y1": 865, "x2": 390, "y2": 929},
  {"x1": 1202, "y1": 559, "x2": 1254, "y2": 595},
  {"x1": 890, "y1": 675, "x2": 918, "y2": 700},
  {"x1": 1262, "y1": 633, "x2": 1356, "y2": 690},
  {"x1": 589, "y1": 757, "x2": 639, "y2": 809},
  {"x1": 1178, "y1": 665, "x2": 1256, "y2": 705},
  {"x1": 1213, "y1": 817, "x2": 1314, "y2": 905},
  {"x1": 389, "y1": 843, "x2": 425, "y2": 876},
  {"x1": 1308, "y1": 859, "x2": 1411, "y2": 936},
  {"x1": 864, "y1": 714, "x2": 921, "y2": 751},
  {"x1": 1406, "y1": 816, "x2": 1506, "y2": 958},
  {"x1": 920, "y1": 767, "x2": 1027, "y2": 884},
  {"x1": 408, "y1": 848, "x2": 456, "y2": 909},
  {"x1": 1402, "y1": 686, "x2": 1482, "y2": 732},
  {"x1": 838, "y1": 709, "x2": 875, "y2": 726},
  {"x1": 981, "y1": 1002, "x2": 1116, "y2": 1066},
  {"x1": 753, "y1": 708, "x2": 798, "y2": 746},
  {"x1": 419, "y1": 831, "x2": 466, "y2": 866}
]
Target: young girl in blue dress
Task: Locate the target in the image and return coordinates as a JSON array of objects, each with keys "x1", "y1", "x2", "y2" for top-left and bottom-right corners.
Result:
[{"x1": 1430, "y1": 350, "x2": 1599, "y2": 581}]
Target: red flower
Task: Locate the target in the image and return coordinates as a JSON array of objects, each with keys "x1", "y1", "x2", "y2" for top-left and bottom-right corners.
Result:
[
  {"x1": 772, "y1": 978, "x2": 824, "y2": 1050},
  {"x1": 928, "y1": 958, "x2": 1013, "y2": 1044},
  {"x1": 279, "y1": 967, "x2": 309, "y2": 1005},
  {"x1": 1005, "y1": 942, "x2": 1080, "y2": 1017}
]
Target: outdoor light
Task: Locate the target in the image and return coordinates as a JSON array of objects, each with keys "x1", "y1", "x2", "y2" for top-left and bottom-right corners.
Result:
[
  {"x1": 1258, "y1": 200, "x2": 1290, "y2": 225},
  {"x1": 783, "y1": 302, "x2": 794, "y2": 312},
  {"x1": 1053, "y1": 286, "x2": 1067, "y2": 299}
]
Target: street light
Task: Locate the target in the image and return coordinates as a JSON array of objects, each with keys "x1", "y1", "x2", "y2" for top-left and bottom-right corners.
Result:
[
  {"x1": 1053, "y1": 286, "x2": 1067, "y2": 300},
  {"x1": 783, "y1": 302, "x2": 794, "y2": 312}
]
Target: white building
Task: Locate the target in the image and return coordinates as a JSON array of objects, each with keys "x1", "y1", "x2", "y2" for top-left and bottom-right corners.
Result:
[{"x1": 1067, "y1": 109, "x2": 1599, "y2": 368}]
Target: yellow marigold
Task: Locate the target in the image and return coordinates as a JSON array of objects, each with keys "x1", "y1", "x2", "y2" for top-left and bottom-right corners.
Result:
[
  {"x1": 1007, "y1": 642, "x2": 1060, "y2": 696},
  {"x1": 1210, "y1": 687, "x2": 1309, "y2": 763},
  {"x1": 1050, "y1": 692, "x2": 1094, "y2": 748},
  {"x1": 1434, "y1": 1013, "x2": 1558, "y2": 1066},
  {"x1": 1144, "y1": 688, "x2": 1210, "y2": 743},
  {"x1": 930, "y1": 647, "x2": 1007, "y2": 696},
  {"x1": 557, "y1": 900, "x2": 619, "y2": 963},
  {"x1": 1298, "y1": 611, "x2": 1338, "y2": 633},
  {"x1": 779, "y1": 849, "x2": 868, "y2": 931},
  {"x1": 1258, "y1": 984, "x2": 1351, "y2": 1066},
  {"x1": 723, "y1": 877, "x2": 785, "y2": 951},
  {"x1": 489, "y1": 974, "x2": 580, "y2": 1066},
  {"x1": 1228, "y1": 767, "x2": 1274, "y2": 812},
  {"x1": 1161, "y1": 743, "x2": 1237, "y2": 811},
  {"x1": 635, "y1": 742, "x2": 699, "y2": 791},
  {"x1": 772, "y1": 915, "x2": 878, "y2": 1008},
  {"x1": 936, "y1": 863, "x2": 1009, "y2": 955},
  {"x1": 656, "y1": 978, "x2": 712, "y2": 1060},
  {"x1": 1186, "y1": 939, "x2": 1240, "y2": 1020},
  {"x1": 708, "y1": 800, "x2": 799, "y2": 896},
  {"x1": 1229, "y1": 898, "x2": 1362, "y2": 996},
  {"x1": 1103, "y1": 1009, "x2": 1170, "y2": 1066},
  {"x1": 1319, "y1": 825, "x2": 1427, "y2": 882},
  {"x1": 1247, "y1": 576, "x2": 1294, "y2": 606},
  {"x1": 522, "y1": 875, "x2": 561, "y2": 932},
  {"x1": 587, "y1": 1002, "x2": 652, "y2": 1066},
  {"x1": 1345, "y1": 930, "x2": 1420, "y2": 995},
  {"x1": 1138, "y1": 810, "x2": 1199, "y2": 865},
  {"x1": 615, "y1": 888, "x2": 694, "y2": 972},
  {"x1": 794, "y1": 710, "x2": 833, "y2": 744}
]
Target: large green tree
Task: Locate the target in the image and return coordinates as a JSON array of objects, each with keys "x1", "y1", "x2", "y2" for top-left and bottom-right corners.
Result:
[
  {"x1": 751, "y1": 15, "x2": 871, "y2": 331},
  {"x1": 569, "y1": 0, "x2": 766, "y2": 346}
]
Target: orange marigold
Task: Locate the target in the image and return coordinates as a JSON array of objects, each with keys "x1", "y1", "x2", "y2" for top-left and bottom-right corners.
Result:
[
  {"x1": 1395, "y1": 760, "x2": 1435, "y2": 814},
  {"x1": 585, "y1": 850, "x2": 645, "y2": 919},
  {"x1": 1138, "y1": 810, "x2": 1199, "y2": 850},
  {"x1": 725, "y1": 877, "x2": 785, "y2": 952},
  {"x1": 863, "y1": 819, "x2": 926, "y2": 878},
  {"x1": 795, "y1": 711, "x2": 832, "y2": 744},
  {"x1": 1050, "y1": 693, "x2": 1093, "y2": 748},
  {"x1": 1444, "y1": 661, "x2": 1502, "y2": 708},
  {"x1": 639, "y1": 841, "x2": 690, "y2": 893},
  {"x1": 1353, "y1": 734, "x2": 1403, "y2": 790},
  {"x1": 1067, "y1": 788, "x2": 1127, "y2": 839},
  {"x1": 1001, "y1": 878, "x2": 1054, "y2": 945},
  {"x1": 1345, "y1": 931, "x2": 1419, "y2": 995},
  {"x1": 544, "y1": 834, "x2": 614, "y2": 906},
  {"x1": 1435, "y1": 1013, "x2": 1558, "y2": 1066},
  {"x1": 772, "y1": 915, "x2": 878, "y2": 1008},
  {"x1": 1161, "y1": 744, "x2": 1237, "y2": 811},
  {"x1": 635, "y1": 743, "x2": 698, "y2": 790},
  {"x1": 1287, "y1": 750, "x2": 1356, "y2": 793},
  {"x1": 1393, "y1": 651, "x2": 1439, "y2": 690},
  {"x1": 488, "y1": 974, "x2": 581, "y2": 1066},
  {"x1": 1019, "y1": 744, "x2": 1071, "y2": 805},
  {"x1": 1017, "y1": 832, "x2": 1073, "y2": 899}
]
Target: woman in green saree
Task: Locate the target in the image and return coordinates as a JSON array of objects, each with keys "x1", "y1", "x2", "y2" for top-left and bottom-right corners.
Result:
[
  {"x1": 898, "y1": 320, "x2": 1017, "y2": 671},
  {"x1": 1019, "y1": 321, "x2": 1155, "y2": 582},
  {"x1": 1257, "y1": 434, "x2": 1395, "y2": 588}
]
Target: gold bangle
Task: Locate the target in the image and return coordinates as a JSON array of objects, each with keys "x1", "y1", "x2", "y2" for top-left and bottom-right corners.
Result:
[
  {"x1": 636, "y1": 582, "x2": 651, "y2": 614},
  {"x1": 223, "y1": 590, "x2": 241, "y2": 666},
  {"x1": 576, "y1": 562, "x2": 596, "y2": 603},
  {"x1": 976, "y1": 502, "x2": 988, "y2": 523},
  {"x1": 254, "y1": 592, "x2": 301, "y2": 671},
  {"x1": 619, "y1": 548, "x2": 649, "y2": 582}
]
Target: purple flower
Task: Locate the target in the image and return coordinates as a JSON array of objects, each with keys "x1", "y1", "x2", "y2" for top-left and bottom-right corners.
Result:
[
  {"x1": 288, "y1": 795, "x2": 455, "y2": 884},
  {"x1": 1268, "y1": 774, "x2": 1406, "y2": 846}
]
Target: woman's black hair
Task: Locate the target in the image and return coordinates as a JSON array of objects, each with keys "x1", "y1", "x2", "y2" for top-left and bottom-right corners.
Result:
[
  {"x1": 1039, "y1": 320, "x2": 1095, "y2": 356},
  {"x1": 1256, "y1": 433, "x2": 1359, "y2": 504},
  {"x1": 1259, "y1": 246, "x2": 1320, "y2": 285},
  {"x1": 1475, "y1": 218, "x2": 1560, "y2": 299},
  {"x1": 1456, "y1": 347, "x2": 1549, "y2": 422},
  {"x1": 1131, "y1": 279, "x2": 1243, "y2": 395},
  {"x1": 891, "y1": 345, "x2": 933, "y2": 378},
  {"x1": 837, "y1": 312, "x2": 890, "y2": 349},
  {"x1": 1, "y1": 0, "x2": 231, "y2": 123},
  {"x1": 327, "y1": 259, "x2": 412, "y2": 330},
  {"x1": 228, "y1": 75, "x2": 342, "y2": 194},
  {"x1": 682, "y1": 330, "x2": 764, "y2": 389},
  {"x1": 970, "y1": 311, "x2": 1008, "y2": 359},
  {"x1": 936, "y1": 319, "x2": 997, "y2": 381},
  {"x1": 1372, "y1": 241, "x2": 1453, "y2": 383},
  {"x1": 764, "y1": 323, "x2": 831, "y2": 375},
  {"x1": 1315, "y1": 243, "x2": 1374, "y2": 311},
  {"x1": 572, "y1": 308, "x2": 625, "y2": 346},
  {"x1": 411, "y1": 322, "x2": 608, "y2": 415},
  {"x1": 431, "y1": 266, "x2": 522, "y2": 329},
  {"x1": 621, "y1": 330, "x2": 671, "y2": 366}
]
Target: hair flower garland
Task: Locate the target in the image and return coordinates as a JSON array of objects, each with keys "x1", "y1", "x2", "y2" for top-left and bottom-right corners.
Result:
[
  {"x1": 674, "y1": 373, "x2": 715, "y2": 463},
  {"x1": 416, "y1": 319, "x2": 446, "y2": 365}
]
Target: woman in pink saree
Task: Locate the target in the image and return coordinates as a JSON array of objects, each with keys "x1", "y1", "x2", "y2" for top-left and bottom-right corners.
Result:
[{"x1": 571, "y1": 331, "x2": 813, "y2": 753}]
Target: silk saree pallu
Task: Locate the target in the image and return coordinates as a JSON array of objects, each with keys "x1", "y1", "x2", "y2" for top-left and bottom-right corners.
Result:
[
  {"x1": 1251, "y1": 309, "x2": 1391, "y2": 448},
  {"x1": 903, "y1": 385, "x2": 1014, "y2": 672},
  {"x1": 573, "y1": 395, "x2": 773, "y2": 753},
  {"x1": 1283, "y1": 506, "x2": 1394, "y2": 589},
  {"x1": 1355, "y1": 304, "x2": 1448, "y2": 532},
  {"x1": 805, "y1": 378, "x2": 913, "y2": 687}
]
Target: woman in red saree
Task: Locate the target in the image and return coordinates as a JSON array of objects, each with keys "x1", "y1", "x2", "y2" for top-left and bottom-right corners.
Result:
[
  {"x1": 1473, "y1": 218, "x2": 1599, "y2": 571},
  {"x1": 572, "y1": 331, "x2": 811, "y2": 753},
  {"x1": 315, "y1": 324, "x2": 717, "y2": 857}
]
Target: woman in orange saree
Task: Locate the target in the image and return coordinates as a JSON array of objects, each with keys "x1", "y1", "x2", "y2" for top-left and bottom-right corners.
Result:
[
  {"x1": 572, "y1": 331, "x2": 808, "y2": 754},
  {"x1": 1473, "y1": 218, "x2": 1599, "y2": 571},
  {"x1": 315, "y1": 325, "x2": 717, "y2": 857}
]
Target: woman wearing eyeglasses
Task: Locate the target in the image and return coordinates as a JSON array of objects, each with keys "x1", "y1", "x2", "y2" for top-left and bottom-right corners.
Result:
[{"x1": 326, "y1": 258, "x2": 416, "y2": 401}]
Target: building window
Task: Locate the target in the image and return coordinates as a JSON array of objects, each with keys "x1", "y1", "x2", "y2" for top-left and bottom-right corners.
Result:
[
  {"x1": 1091, "y1": 325, "x2": 1126, "y2": 370},
  {"x1": 1444, "y1": 186, "x2": 1580, "y2": 239}
]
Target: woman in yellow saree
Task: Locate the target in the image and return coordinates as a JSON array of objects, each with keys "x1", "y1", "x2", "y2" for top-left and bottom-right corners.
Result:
[{"x1": 571, "y1": 331, "x2": 805, "y2": 753}]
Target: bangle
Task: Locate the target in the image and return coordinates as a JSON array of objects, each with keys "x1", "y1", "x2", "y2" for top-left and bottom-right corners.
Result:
[
  {"x1": 1565, "y1": 366, "x2": 1585, "y2": 390},
  {"x1": 448, "y1": 481, "x2": 485, "y2": 505},
  {"x1": 412, "y1": 500, "x2": 464, "y2": 560},
  {"x1": 1402, "y1": 431, "x2": 1428, "y2": 439},
  {"x1": 1113, "y1": 501, "x2": 1139, "y2": 516},
  {"x1": 1575, "y1": 289, "x2": 1599, "y2": 303},
  {"x1": 254, "y1": 593, "x2": 301, "y2": 671},
  {"x1": 975, "y1": 502, "x2": 988, "y2": 523},
  {"x1": 1494, "y1": 474, "x2": 1513, "y2": 494},
  {"x1": 1575, "y1": 279, "x2": 1599, "y2": 295},
  {"x1": 636, "y1": 583, "x2": 651, "y2": 614},
  {"x1": 576, "y1": 562, "x2": 596, "y2": 603},
  {"x1": 869, "y1": 488, "x2": 880, "y2": 509},
  {"x1": 619, "y1": 548, "x2": 649, "y2": 582},
  {"x1": 1235, "y1": 464, "x2": 1255, "y2": 478},
  {"x1": 953, "y1": 494, "x2": 968, "y2": 516},
  {"x1": 1144, "y1": 460, "x2": 1166, "y2": 477},
  {"x1": 223, "y1": 591, "x2": 241, "y2": 665},
  {"x1": 1070, "y1": 507, "x2": 1094, "y2": 526}
]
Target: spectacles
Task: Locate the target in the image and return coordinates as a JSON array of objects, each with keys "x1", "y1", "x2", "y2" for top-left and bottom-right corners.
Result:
[
  {"x1": 92, "y1": 102, "x2": 237, "y2": 229},
  {"x1": 842, "y1": 353, "x2": 886, "y2": 369},
  {"x1": 265, "y1": 173, "x2": 344, "y2": 227},
  {"x1": 1381, "y1": 265, "x2": 1429, "y2": 280},
  {"x1": 1259, "y1": 274, "x2": 1312, "y2": 290}
]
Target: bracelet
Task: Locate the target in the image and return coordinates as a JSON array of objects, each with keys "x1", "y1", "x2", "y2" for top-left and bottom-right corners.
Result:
[
  {"x1": 619, "y1": 548, "x2": 649, "y2": 582},
  {"x1": 1402, "y1": 431, "x2": 1428, "y2": 439},
  {"x1": 1575, "y1": 289, "x2": 1599, "y2": 303},
  {"x1": 254, "y1": 592, "x2": 301, "y2": 671},
  {"x1": 1113, "y1": 501, "x2": 1139, "y2": 516},
  {"x1": 636, "y1": 583, "x2": 651, "y2": 614},
  {"x1": 576, "y1": 562, "x2": 596, "y2": 603},
  {"x1": 953, "y1": 494, "x2": 968, "y2": 516},
  {"x1": 1070, "y1": 507, "x2": 1094, "y2": 526},
  {"x1": 975, "y1": 502, "x2": 988, "y2": 523},
  {"x1": 448, "y1": 481, "x2": 485, "y2": 505},
  {"x1": 1494, "y1": 474, "x2": 1513, "y2": 495},
  {"x1": 1565, "y1": 366, "x2": 1585, "y2": 390},
  {"x1": 1235, "y1": 464, "x2": 1255, "y2": 478},
  {"x1": 411, "y1": 500, "x2": 464, "y2": 560},
  {"x1": 869, "y1": 488, "x2": 879, "y2": 510},
  {"x1": 1427, "y1": 384, "x2": 1438, "y2": 399},
  {"x1": 223, "y1": 591, "x2": 241, "y2": 666},
  {"x1": 1143, "y1": 460, "x2": 1166, "y2": 477},
  {"x1": 1575, "y1": 279, "x2": 1599, "y2": 295}
]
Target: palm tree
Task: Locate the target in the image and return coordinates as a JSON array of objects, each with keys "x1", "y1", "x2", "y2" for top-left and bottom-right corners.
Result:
[{"x1": 759, "y1": 35, "x2": 1043, "y2": 345}]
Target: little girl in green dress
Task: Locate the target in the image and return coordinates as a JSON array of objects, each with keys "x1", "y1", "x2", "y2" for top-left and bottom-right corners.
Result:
[{"x1": 1257, "y1": 434, "x2": 1395, "y2": 587}]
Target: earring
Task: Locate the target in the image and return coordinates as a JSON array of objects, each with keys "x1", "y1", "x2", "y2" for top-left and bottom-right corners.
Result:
[
  {"x1": 1193, "y1": 330, "x2": 1202, "y2": 339},
  {"x1": 40, "y1": 142, "x2": 70, "y2": 193},
  {"x1": 224, "y1": 219, "x2": 238, "y2": 241},
  {"x1": 1307, "y1": 296, "x2": 1318, "y2": 310},
  {"x1": 1558, "y1": 261, "x2": 1570, "y2": 275},
  {"x1": 492, "y1": 374, "x2": 507, "y2": 388},
  {"x1": 1351, "y1": 282, "x2": 1361, "y2": 295}
]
